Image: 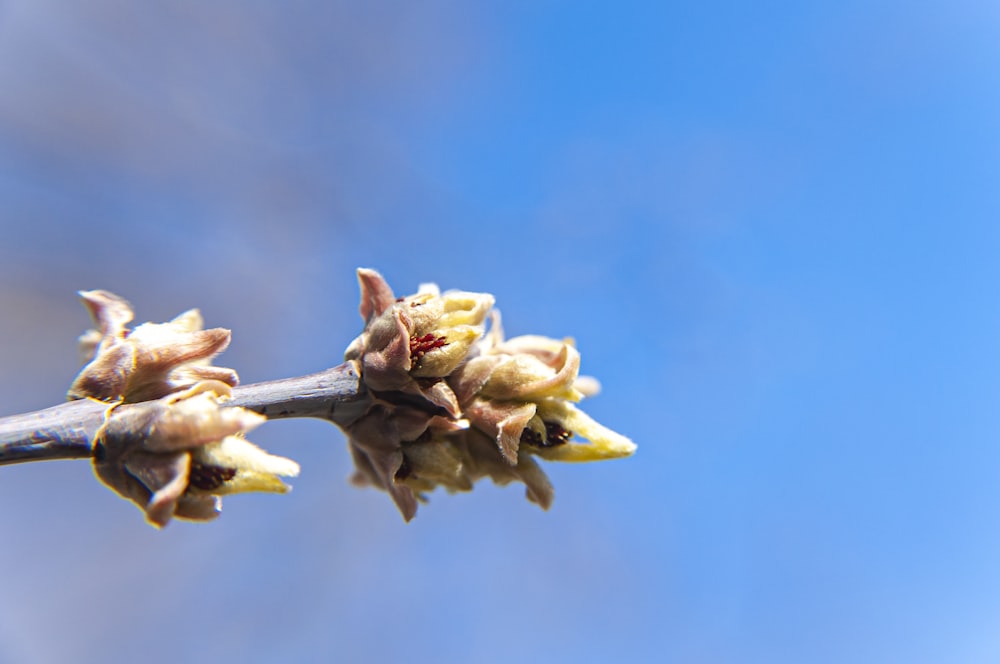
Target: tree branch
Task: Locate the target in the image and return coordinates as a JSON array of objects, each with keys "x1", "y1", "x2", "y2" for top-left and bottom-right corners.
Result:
[
  {"x1": 0, "y1": 362, "x2": 367, "y2": 467},
  {"x1": 0, "y1": 398, "x2": 104, "y2": 465},
  {"x1": 1, "y1": 272, "x2": 636, "y2": 525}
]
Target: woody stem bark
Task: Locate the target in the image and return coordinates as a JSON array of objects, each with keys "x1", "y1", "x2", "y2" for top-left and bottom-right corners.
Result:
[{"x1": 0, "y1": 362, "x2": 367, "y2": 466}]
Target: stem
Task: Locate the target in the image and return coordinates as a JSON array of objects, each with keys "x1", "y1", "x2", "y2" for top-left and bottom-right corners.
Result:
[
  {"x1": 0, "y1": 362, "x2": 368, "y2": 467},
  {"x1": 228, "y1": 364, "x2": 367, "y2": 423},
  {"x1": 0, "y1": 398, "x2": 105, "y2": 464}
]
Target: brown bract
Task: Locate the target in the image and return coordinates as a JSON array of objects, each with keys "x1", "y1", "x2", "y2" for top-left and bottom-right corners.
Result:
[
  {"x1": 343, "y1": 269, "x2": 636, "y2": 521},
  {"x1": 69, "y1": 290, "x2": 238, "y2": 403},
  {"x1": 93, "y1": 381, "x2": 299, "y2": 528},
  {"x1": 69, "y1": 291, "x2": 299, "y2": 527}
]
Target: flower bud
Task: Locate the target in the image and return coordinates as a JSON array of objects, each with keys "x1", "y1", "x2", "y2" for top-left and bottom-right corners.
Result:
[
  {"x1": 69, "y1": 291, "x2": 237, "y2": 403},
  {"x1": 92, "y1": 380, "x2": 298, "y2": 527},
  {"x1": 342, "y1": 269, "x2": 635, "y2": 521}
]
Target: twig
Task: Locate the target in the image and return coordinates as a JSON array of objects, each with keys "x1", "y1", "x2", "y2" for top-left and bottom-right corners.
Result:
[
  {"x1": 0, "y1": 362, "x2": 367, "y2": 467},
  {"x1": 1, "y1": 272, "x2": 636, "y2": 525},
  {"x1": 0, "y1": 398, "x2": 105, "y2": 465}
]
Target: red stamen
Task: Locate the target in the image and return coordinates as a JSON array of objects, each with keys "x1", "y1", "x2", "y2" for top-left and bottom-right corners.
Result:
[{"x1": 409, "y1": 333, "x2": 448, "y2": 362}]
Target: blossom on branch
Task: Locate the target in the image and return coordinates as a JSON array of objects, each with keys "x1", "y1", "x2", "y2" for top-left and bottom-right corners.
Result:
[
  {"x1": 45, "y1": 271, "x2": 633, "y2": 526},
  {"x1": 343, "y1": 269, "x2": 636, "y2": 521},
  {"x1": 67, "y1": 292, "x2": 298, "y2": 527},
  {"x1": 93, "y1": 381, "x2": 300, "y2": 528},
  {"x1": 69, "y1": 290, "x2": 238, "y2": 403}
]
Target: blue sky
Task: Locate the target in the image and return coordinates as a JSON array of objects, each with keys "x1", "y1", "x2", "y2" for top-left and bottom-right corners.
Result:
[{"x1": 1, "y1": 1, "x2": 999, "y2": 662}]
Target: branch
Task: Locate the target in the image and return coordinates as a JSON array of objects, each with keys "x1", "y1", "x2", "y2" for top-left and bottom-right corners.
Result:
[
  {"x1": 0, "y1": 362, "x2": 367, "y2": 467},
  {"x1": 1, "y1": 270, "x2": 636, "y2": 526},
  {"x1": 0, "y1": 398, "x2": 104, "y2": 465}
]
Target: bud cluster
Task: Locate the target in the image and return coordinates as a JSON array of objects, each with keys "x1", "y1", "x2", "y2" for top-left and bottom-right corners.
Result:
[
  {"x1": 71, "y1": 293, "x2": 298, "y2": 527},
  {"x1": 343, "y1": 269, "x2": 636, "y2": 520}
]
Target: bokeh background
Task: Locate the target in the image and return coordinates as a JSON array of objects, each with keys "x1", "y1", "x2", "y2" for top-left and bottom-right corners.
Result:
[{"x1": 1, "y1": 1, "x2": 999, "y2": 662}]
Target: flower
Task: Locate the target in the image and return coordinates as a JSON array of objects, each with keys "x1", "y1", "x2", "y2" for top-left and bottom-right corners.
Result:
[
  {"x1": 93, "y1": 381, "x2": 300, "y2": 527},
  {"x1": 451, "y1": 316, "x2": 637, "y2": 464},
  {"x1": 342, "y1": 269, "x2": 635, "y2": 520},
  {"x1": 344, "y1": 269, "x2": 493, "y2": 416},
  {"x1": 69, "y1": 290, "x2": 238, "y2": 403},
  {"x1": 395, "y1": 429, "x2": 556, "y2": 511},
  {"x1": 68, "y1": 290, "x2": 297, "y2": 527}
]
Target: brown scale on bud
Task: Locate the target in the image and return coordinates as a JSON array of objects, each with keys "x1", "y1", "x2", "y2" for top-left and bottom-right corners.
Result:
[
  {"x1": 69, "y1": 290, "x2": 238, "y2": 403},
  {"x1": 343, "y1": 268, "x2": 635, "y2": 521},
  {"x1": 69, "y1": 291, "x2": 304, "y2": 528}
]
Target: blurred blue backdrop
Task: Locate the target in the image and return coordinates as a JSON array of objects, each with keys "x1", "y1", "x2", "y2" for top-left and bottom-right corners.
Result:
[{"x1": 1, "y1": 1, "x2": 999, "y2": 662}]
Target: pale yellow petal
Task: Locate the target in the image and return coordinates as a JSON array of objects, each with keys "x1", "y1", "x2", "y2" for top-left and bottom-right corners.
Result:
[
  {"x1": 480, "y1": 344, "x2": 583, "y2": 402},
  {"x1": 531, "y1": 400, "x2": 636, "y2": 462},
  {"x1": 191, "y1": 436, "x2": 300, "y2": 495}
]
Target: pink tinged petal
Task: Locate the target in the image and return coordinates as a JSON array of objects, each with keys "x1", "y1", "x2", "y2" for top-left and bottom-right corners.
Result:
[
  {"x1": 415, "y1": 380, "x2": 462, "y2": 419},
  {"x1": 425, "y1": 414, "x2": 470, "y2": 434},
  {"x1": 145, "y1": 392, "x2": 265, "y2": 452},
  {"x1": 389, "y1": 404, "x2": 441, "y2": 443},
  {"x1": 123, "y1": 451, "x2": 191, "y2": 528},
  {"x1": 78, "y1": 290, "x2": 133, "y2": 339},
  {"x1": 466, "y1": 398, "x2": 537, "y2": 464},
  {"x1": 514, "y1": 454, "x2": 554, "y2": 510},
  {"x1": 361, "y1": 309, "x2": 414, "y2": 391},
  {"x1": 69, "y1": 293, "x2": 238, "y2": 402},
  {"x1": 448, "y1": 355, "x2": 503, "y2": 405},
  {"x1": 174, "y1": 495, "x2": 222, "y2": 521},
  {"x1": 77, "y1": 329, "x2": 104, "y2": 364},
  {"x1": 367, "y1": 445, "x2": 417, "y2": 521},
  {"x1": 67, "y1": 343, "x2": 135, "y2": 400},
  {"x1": 348, "y1": 442, "x2": 381, "y2": 489},
  {"x1": 93, "y1": 454, "x2": 154, "y2": 519},
  {"x1": 462, "y1": 430, "x2": 554, "y2": 508},
  {"x1": 495, "y1": 405, "x2": 537, "y2": 464},
  {"x1": 170, "y1": 365, "x2": 240, "y2": 389},
  {"x1": 346, "y1": 404, "x2": 424, "y2": 521},
  {"x1": 365, "y1": 306, "x2": 412, "y2": 356},
  {"x1": 357, "y1": 268, "x2": 398, "y2": 323},
  {"x1": 121, "y1": 328, "x2": 232, "y2": 402},
  {"x1": 129, "y1": 326, "x2": 232, "y2": 372}
]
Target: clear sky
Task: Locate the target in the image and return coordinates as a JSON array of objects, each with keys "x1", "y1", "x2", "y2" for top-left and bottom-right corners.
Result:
[{"x1": 1, "y1": 1, "x2": 999, "y2": 662}]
